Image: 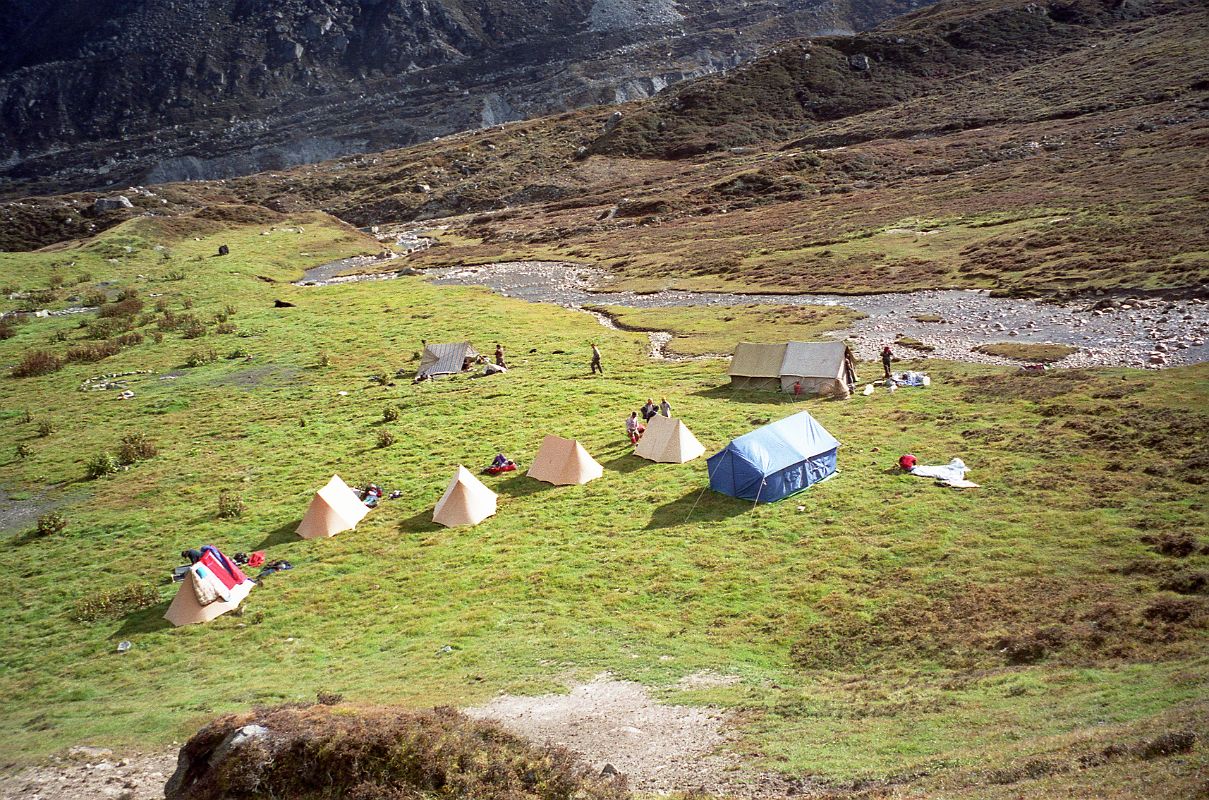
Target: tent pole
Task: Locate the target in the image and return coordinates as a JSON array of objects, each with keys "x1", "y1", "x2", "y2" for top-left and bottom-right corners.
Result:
[{"x1": 686, "y1": 457, "x2": 723, "y2": 524}]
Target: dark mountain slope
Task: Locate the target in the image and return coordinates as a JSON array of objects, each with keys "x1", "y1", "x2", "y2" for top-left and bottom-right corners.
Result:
[
  {"x1": 0, "y1": 0, "x2": 928, "y2": 197},
  {"x1": 587, "y1": 0, "x2": 1203, "y2": 158},
  {"x1": 2, "y1": 0, "x2": 1205, "y2": 299}
]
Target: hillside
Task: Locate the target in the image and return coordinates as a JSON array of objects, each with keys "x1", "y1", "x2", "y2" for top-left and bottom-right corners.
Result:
[
  {"x1": 0, "y1": 212, "x2": 1205, "y2": 797},
  {"x1": 0, "y1": 0, "x2": 1207, "y2": 792},
  {"x1": 0, "y1": 0, "x2": 928, "y2": 197},
  {"x1": 3, "y1": 0, "x2": 1205, "y2": 299}
]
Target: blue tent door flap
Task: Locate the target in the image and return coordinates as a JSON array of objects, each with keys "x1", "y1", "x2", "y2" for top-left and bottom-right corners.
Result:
[{"x1": 707, "y1": 411, "x2": 840, "y2": 502}]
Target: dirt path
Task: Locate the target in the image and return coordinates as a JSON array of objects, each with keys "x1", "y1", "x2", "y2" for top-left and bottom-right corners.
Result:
[
  {"x1": 0, "y1": 747, "x2": 176, "y2": 800},
  {"x1": 466, "y1": 674, "x2": 740, "y2": 794}
]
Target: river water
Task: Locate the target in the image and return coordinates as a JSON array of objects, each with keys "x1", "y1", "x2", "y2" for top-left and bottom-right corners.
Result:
[{"x1": 297, "y1": 259, "x2": 1209, "y2": 369}]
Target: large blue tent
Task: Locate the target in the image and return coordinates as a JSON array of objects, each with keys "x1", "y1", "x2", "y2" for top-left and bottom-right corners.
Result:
[{"x1": 707, "y1": 411, "x2": 840, "y2": 502}]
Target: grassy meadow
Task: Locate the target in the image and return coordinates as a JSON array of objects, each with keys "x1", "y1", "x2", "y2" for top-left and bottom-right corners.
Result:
[{"x1": 0, "y1": 213, "x2": 1205, "y2": 793}]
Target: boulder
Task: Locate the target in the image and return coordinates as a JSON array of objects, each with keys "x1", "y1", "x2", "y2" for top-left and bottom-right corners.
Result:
[
  {"x1": 604, "y1": 111, "x2": 623, "y2": 133},
  {"x1": 849, "y1": 54, "x2": 873, "y2": 71},
  {"x1": 93, "y1": 196, "x2": 133, "y2": 211},
  {"x1": 165, "y1": 724, "x2": 273, "y2": 799}
]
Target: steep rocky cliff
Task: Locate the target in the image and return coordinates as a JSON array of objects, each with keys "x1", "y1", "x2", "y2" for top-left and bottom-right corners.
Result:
[{"x1": 0, "y1": 0, "x2": 928, "y2": 197}]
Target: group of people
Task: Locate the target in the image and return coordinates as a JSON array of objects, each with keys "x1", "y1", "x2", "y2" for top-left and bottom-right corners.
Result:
[{"x1": 626, "y1": 397, "x2": 673, "y2": 444}]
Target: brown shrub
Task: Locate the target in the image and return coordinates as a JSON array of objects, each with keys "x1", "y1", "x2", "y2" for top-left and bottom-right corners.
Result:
[
  {"x1": 73, "y1": 584, "x2": 160, "y2": 622},
  {"x1": 117, "y1": 433, "x2": 157, "y2": 465},
  {"x1": 995, "y1": 627, "x2": 1065, "y2": 665},
  {"x1": 86, "y1": 316, "x2": 134, "y2": 339},
  {"x1": 985, "y1": 758, "x2": 1062, "y2": 785},
  {"x1": 11, "y1": 349, "x2": 62, "y2": 377},
  {"x1": 166, "y1": 704, "x2": 627, "y2": 800},
  {"x1": 65, "y1": 339, "x2": 122, "y2": 363},
  {"x1": 98, "y1": 296, "x2": 144, "y2": 318},
  {"x1": 1142, "y1": 597, "x2": 1202, "y2": 624},
  {"x1": 0, "y1": 318, "x2": 17, "y2": 339},
  {"x1": 1133, "y1": 731, "x2": 1198, "y2": 760},
  {"x1": 115, "y1": 332, "x2": 144, "y2": 347},
  {"x1": 1143, "y1": 531, "x2": 1198, "y2": 558},
  {"x1": 1157, "y1": 571, "x2": 1208, "y2": 595}
]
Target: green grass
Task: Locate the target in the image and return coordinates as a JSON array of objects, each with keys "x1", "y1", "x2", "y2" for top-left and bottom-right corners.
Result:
[
  {"x1": 974, "y1": 342, "x2": 1080, "y2": 363},
  {"x1": 586, "y1": 303, "x2": 865, "y2": 357},
  {"x1": 0, "y1": 216, "x2": 1205, "y2": 794}
]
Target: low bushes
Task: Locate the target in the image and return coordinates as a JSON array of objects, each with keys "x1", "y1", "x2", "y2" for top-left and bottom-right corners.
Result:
[
  {"x1": 185, "y1": 348, "x2": 217, "y2": 367},
  {"x1": 11, "y1": 349, "x2": 62, "y2": 377},
  {"x1": 117, "y1": 433, "x2": 157, "y2": 465},
  {"x1": 98, "y1": 296, "x2": 144, "y2": 318},
  {"x1": 35, "y1": 511, "x2": 67, "y2": 537},
  {"x1": 65, "y1": 339, "x2": 122, "y2": 363},
  {"x1": 86, "y1": 451, "x2": 121, "y2": 479},
  {"x1": 217, "y1": 491, "x2": 245, "y2": 520},
  {"x1": 377, "y1": 428, "x2": 396, "y2": 448},
  {"x1": 73, "y1": 584, "x2": 160, "y2": 622}
]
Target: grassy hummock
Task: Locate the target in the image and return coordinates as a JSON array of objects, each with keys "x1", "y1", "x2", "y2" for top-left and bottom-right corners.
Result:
[
  {"x1": 586, "y1": 303, "x2": 865, "y2": 357},
  {"x1": 974, "y1": 342, "x2": 1080, "y2": 363}
]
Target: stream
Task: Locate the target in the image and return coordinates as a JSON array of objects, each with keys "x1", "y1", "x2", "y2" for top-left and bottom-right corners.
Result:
[{"x1": 297, "y1": 259, "x2": 1209, "y2": 369}]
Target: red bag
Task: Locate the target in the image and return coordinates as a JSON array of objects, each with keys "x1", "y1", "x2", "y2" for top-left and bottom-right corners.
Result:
[{"x1": 248, "y1": 551, "x2": 265, "y2": 568}]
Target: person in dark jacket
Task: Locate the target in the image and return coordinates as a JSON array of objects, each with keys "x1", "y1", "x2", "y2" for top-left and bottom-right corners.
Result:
[{"x1": 881, "y1": 346, "x2": 894, "y2": 380}]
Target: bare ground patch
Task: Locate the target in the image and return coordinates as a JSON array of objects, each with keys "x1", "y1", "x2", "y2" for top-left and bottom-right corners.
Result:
[
  {"x1": 0, "y1": 746, "x2": 175, "y2": 800},
  {"x1": 465, "y1": 673, "x2": 739, "y2": 794}
]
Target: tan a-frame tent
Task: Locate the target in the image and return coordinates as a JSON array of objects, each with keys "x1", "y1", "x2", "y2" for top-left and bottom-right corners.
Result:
[
  {"x1": 728, "y1": 342, "x2": 787, "y2": 389},
  {"x1": 527, "y1": 435, "x2": 603, "y2": 485},
  {"x1": 164, "y1": 573, "x2": 254, "y2": 627},
  {"x1": 779, "y1": 341, "x2": 858, "y2": 399},
  {"x1": 634, "y1": 415, "x2": 705, "y2": 463},
  {"x1": 433, "y1": 465, "x2": 498, "y2": 527},
  {"x1": 297, "y1": 474, "x2": 369, "y2": 539}
]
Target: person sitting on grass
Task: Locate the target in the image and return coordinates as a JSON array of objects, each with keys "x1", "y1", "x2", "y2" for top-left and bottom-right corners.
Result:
[
  {"x1": 626, "y1": 411, "x2": 643, "y2": 444},
  {"x1": 485, "y1": 454, "x2": 517, "y2": 474},
  {"x1": 361, "y1": 483, "x2": 383, "y2": 507}
]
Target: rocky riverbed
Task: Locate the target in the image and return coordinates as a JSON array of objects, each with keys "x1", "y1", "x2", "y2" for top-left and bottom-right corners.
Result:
[{"x1": 299, "y1": 259, "x2": 1209, "y2": 368}]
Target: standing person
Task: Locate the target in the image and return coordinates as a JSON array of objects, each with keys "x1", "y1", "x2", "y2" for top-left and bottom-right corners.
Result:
[
  {"x1": 881, "y1": 346, "x2": 894, "y2": 380},
  {"x1": 494, "y1": 343, "x2": 507, "y2": 368},
  {"x1": 591, "y1": 343, "x2": 603, "y2": 374},
  {"x1": 641, "y1": 398, "x2": 657, "y2": 422},
  {"x1": 793, "y1": 380, "x2": 803, "y2": 399},
  {"x1": 625, "y1": 411, "x2": 641, "y2": 444},
  {"x1": 659, "y1": 397, "x2": 672, "y2": 417}
]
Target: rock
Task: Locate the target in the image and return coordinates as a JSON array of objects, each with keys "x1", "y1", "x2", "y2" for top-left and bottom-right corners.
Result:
[
  {"x1": 849, "y1": 54, "x2": 872, "y2": 71},
  {"x1": 93, "y1": 196, "x2": 133, "y2": 211},
  {"x1": 415, "y1": 183, "x2": 432, "y2": 193},
  {"x1": 166, "y1": 724, "x2": 272, "y2": 798},
  {"x1": 604, "y1": 110, "x2": 623, "y2": 133},
  {"x1": 601, "y1": 763, "x2": 619, "y2": 776}
]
